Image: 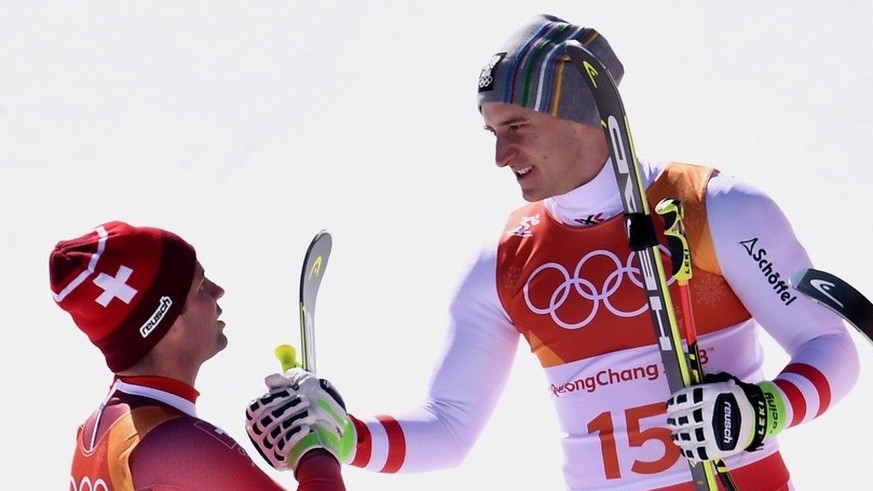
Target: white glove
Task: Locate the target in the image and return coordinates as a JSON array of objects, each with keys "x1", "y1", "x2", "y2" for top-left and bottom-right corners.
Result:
[
  {"x1": 245, "y1": 368, "x2": 355, "y2": 471},
  {"x1": 665, "y1": 372, "x2": 786, "y2": 464}
]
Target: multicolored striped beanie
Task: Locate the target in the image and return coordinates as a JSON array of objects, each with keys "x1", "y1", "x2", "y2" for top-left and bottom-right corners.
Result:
[{"x1": 477, "y1": 14, "x2": 624, "y2": 126}]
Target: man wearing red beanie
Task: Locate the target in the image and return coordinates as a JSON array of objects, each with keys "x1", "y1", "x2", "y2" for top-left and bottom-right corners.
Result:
[{"x1": 51, "y1": 221, "x2": 348, "y2": 491}]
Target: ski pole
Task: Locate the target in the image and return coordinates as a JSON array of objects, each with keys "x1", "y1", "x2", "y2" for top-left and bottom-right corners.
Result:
[{"x1": 657, "y1": 198, "x2": 738, "y2": 491}]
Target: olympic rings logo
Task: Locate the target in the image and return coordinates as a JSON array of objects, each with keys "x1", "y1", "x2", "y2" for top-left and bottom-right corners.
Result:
[
  {"x1": 478, "y1": 53, "x2": 505, "y2": 90},
  {"x1": 523, "y1": 248, "x2": 673, "y2": 329},
  {"x1": 70, "y1": 476, "x2": 108, "y2": 491}
]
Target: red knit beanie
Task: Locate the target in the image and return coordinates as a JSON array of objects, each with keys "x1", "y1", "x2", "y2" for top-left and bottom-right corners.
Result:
[{"x1": 49, "y1": 221, "x2": 196, "y2": 372}]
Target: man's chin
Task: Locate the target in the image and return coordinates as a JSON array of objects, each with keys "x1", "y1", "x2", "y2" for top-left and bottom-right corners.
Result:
[{"x1": 210, "y1": 335, "x2": 229, "y2": 358}]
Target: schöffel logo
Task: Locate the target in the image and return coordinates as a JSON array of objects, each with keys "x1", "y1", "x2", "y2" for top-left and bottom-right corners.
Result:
[
  {"x1": 739, "y1": 237, "x2": 797, "y2": 306},
  {"x1": 478, "y1": 52, "x2": 505, "y2": 92},
  {"x1": 140, "y1": 296, "x2": 173, "y2": 338}
]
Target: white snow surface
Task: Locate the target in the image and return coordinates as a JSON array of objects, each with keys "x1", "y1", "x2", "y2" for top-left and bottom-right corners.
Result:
[{"x1": 2, "y1": 2, "x2": 871, "y2": 489}]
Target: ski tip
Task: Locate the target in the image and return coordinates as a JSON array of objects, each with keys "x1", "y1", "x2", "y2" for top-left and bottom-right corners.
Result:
[
  {"x1": 274, "y1": 344, "x2": 300, "y2": 372},
  {"x1": 788, "y1": 268, "x2": 811, "y2": 288}
]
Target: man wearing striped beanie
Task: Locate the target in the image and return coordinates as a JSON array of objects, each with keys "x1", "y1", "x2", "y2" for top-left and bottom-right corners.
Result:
[
  {"x1": 251, "y1": 14, "x2": 860, "y2": 491},
  {"x1": 477, "y1": 13, "x2": 623, "y2": 127}
]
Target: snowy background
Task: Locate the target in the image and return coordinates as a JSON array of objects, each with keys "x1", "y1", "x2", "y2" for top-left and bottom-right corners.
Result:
[{"x1": 2, "y1": 1, "x2": 871, "y2": 489}]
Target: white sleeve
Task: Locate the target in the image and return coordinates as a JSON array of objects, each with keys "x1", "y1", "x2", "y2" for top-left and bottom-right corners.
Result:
[
  {"x1": 351, "y1": 245, "x2": 520, "y2": 472},
  {"x1": 706, "y1": 172, "x2": 859, "y2": 421}
]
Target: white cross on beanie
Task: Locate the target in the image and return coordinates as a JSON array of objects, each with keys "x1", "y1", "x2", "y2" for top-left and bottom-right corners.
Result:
[{"x1": 49, "y1": 221, "x2": 196, "y2": 372}]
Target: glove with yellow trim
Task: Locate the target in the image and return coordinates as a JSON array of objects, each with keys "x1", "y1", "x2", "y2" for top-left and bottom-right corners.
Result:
[{"x1": 665, "y1": 372, "x2": 787, "y2": 463}]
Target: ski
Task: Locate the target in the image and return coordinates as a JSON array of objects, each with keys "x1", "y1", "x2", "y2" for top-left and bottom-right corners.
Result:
[
  {"x1": 566, "y1": 40, "x2": 734, "y2": 491},
  {"x1": 790, "y1": 268, "x2": 873, "y2": 344},
  {"x1": 298, "y1": 230, "x2": 333, "y2": 374},
  {"x1": 276, "y1": 230, "x2": 333, "y2": 373}
]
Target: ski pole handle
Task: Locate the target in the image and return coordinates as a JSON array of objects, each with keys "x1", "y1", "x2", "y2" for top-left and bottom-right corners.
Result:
[
  {"x1": 274, "y1": 344, "x2": 301, "y2": 372},
  {"x1": 657, "y1": 198, "x2": 692, "y2": 283}
]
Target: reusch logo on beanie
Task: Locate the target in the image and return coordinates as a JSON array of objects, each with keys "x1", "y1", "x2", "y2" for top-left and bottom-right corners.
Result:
[
  {"x1": 476, "y1": 14, "x2": 624, "y2": 126},
  {"x1": 49, "y1": 221, "x2": 196, "y2": 372}
]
